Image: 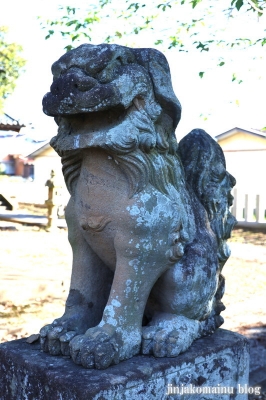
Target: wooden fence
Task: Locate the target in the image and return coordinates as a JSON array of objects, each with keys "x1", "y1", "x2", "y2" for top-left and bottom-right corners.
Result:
[{"x1": 231, "y1": 189, "x2": 266, "y2": 229}]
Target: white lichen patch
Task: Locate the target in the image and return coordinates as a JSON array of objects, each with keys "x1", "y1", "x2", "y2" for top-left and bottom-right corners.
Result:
[
  {"x1": 111, "y1": 299, "x2": 121, "y2": 308},
  {"x1": 100, "y1": 305, "x2": 117, "y2": 327},
  {"x1": 74, "y1": 135, "x2": 80, "y2": 149},
  {"x1": 127, "y1": 205, "x2": 141, "y2": 216}
]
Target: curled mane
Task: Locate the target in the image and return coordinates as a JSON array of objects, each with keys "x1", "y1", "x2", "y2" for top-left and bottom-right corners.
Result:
[
  {"x1": 107, "y1": 108, "x2": 185, "y2": 201},
  {"x1": 179, "y1": 129, "x2": 237, "y2": 265}
]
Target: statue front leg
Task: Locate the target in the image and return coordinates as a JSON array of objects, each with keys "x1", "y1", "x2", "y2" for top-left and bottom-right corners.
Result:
[
  {"x1": 69, "y1": 247, "x2": 169, "y2": 369},
  {"x1": 40, "y1": 197, "x2": 113, "y2": 356}
]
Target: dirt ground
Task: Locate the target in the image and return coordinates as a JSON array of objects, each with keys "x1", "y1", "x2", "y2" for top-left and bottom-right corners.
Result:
[
  {"x1": 0, "y1": 224, "x2": 71, "y2": 343},
  {"x1": 0, "y1": 224, "x2": 265, "y2": 341}
]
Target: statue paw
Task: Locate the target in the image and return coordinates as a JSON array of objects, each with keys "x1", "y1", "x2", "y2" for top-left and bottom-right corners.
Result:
[
  {"x1": 69, "y1": 326, "x2": 122, "y2": 369},
  {"x1": 40, "y1": 323, "x2": 78, "y2": 356},
  {"x1": 39, "y1": 311, "x2": 91, "y2": 356},
  {"x1": 142, "y1": 314, "x2": 200, "y2": 357}
]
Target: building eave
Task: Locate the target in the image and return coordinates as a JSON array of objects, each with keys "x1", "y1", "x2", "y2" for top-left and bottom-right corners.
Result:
[
  {"x1": 215, "y1": 127, "x2": 266, "y2": 141},
  {"x1": 26, "y1": 142, "x2": 51, "y2": 158}
]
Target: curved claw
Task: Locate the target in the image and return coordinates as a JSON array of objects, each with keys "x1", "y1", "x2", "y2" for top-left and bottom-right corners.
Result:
[
  {"x1": 142, "y1": 326, "x2": 155, "y2": 355},
  {"x1": 79, "y1": 339, "x2": 119, "y2": 369},
  {"x1": 94, "y1": 341, "x2": 117, "y2": 370},
  {"x1": 45, "y1": 326, "x2": 64, "y2": 355},
  {"x1": 166, "y1": 330, "x2": 181, "y2": 357},
  {"x1": 142, "y1": 326, "x2": 155, "y2": 340},
  {"x1": 142, "y1": 316, "x2": 200, "y2": 358},
  {"x1": 153, "y1": 328, "x2": 169, "y2": 357},
  {"x1": 39, "y1": 311, "x2": 90, "y2": 356},
  {"x1": 60, "y1": 331, "x2": 78, "y2": 356},
  {"x1": 40, "y1": 324, "x2": 53, "y2": 352},
  {"x1": 80, "y1": 340, "x2": 96, "y2": 368},
  {"x1": 69, "y1": 328, "x2": 121, "y2": 370},
  {"x1": 69, "y1": 335, "x2": 86, "y2": 364}
]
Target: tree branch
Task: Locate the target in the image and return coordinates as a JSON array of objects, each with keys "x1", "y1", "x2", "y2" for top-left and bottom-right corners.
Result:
[{"x1": 246, "y1": 0, "x2": 264, "y2": 14}]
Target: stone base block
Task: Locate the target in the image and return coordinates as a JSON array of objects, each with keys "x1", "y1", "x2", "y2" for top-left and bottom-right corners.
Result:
[{"x1": 0, "y1": 329, "x2": 249, "y2": 400}]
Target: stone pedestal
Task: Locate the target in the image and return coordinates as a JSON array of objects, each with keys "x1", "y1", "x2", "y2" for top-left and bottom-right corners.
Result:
[{"x1": 0, "y1": 329, "x2": 249, "y2": 400}]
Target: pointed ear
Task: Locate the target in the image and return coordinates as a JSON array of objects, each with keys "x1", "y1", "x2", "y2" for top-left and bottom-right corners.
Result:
[{"x1": 133, "y1": 48, "x2": 181, "y2": 128}]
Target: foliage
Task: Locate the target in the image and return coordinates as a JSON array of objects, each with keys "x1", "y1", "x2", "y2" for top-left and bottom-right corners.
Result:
[
  {"x1": 40, "y1": 0, "x2": 266, "y2": 126},
  {"x1": 40, "y1": 1, "x2": 266, "y2": 53},
  {"x1": 0, "y1": 27, "x2": 26, "y2": 113}
]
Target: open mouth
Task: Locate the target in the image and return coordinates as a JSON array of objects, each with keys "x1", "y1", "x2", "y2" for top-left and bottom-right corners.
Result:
[{"x1": 54, "y1": 107, "x2": 127, "y2": 137}]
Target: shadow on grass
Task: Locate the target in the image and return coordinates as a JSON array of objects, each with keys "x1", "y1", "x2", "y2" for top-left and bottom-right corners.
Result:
[{"x1": 0, "y1": 297, "x2": 60, "y2": 319}]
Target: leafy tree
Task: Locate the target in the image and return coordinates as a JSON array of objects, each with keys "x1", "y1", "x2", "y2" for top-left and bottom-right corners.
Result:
[
  {"x1": 0, "y1": 27, "x2": 26, "y2": 113},
  {"x1": 41, "y1": 0, "x2": 266, "y2": 59},
  {"x1": 40, "y1": 0, "x2": 266, "y2": 126}
]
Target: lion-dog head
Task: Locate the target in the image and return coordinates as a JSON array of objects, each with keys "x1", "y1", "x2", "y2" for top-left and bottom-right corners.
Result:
[
  {"x1": 43, "y1": 44, "x2": 189, "y2": 205},
  {"x1": 43, "y1": 43, "x2": 181, "y2": 126}
]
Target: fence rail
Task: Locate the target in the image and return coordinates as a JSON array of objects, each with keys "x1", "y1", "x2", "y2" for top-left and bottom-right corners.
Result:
[{"x1": 231, "y1": 189, "x2": 266, "y2": 229}]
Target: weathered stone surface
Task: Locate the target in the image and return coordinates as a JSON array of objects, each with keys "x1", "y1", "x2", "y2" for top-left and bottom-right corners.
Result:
[
  {"x1": 0, "y1": 329, "x2": 249, "y2": 400},
  {"x1": 36, "y1": 43, "x2": 238, "y2": 370}
]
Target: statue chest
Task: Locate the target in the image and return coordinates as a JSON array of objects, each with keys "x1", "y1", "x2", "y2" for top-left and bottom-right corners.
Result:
[
  {"x1": 72, "y1": 148, "x2": 189, "y2": 267},
  {"x1": 74, "y1": 149, "x2": 130, "y2": 230}
]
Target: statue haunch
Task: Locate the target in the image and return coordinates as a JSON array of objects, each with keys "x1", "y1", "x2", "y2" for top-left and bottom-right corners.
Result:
[{"x1": 39, "y1": 43, "x2": 237, "y2": 370}]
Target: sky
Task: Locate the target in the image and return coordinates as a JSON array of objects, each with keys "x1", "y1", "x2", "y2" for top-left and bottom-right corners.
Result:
[{"x1": 1, "y1": 0, "x2": 266, "y2": 141}]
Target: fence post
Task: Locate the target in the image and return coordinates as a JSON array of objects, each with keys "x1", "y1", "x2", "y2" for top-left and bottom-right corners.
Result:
[
  {"x1": 256, "y1": 194, "x2": 266, "y2": 223},
  {"x1": 244, "y1": 194, "x2": 255, "y2": 222},
  {"x1": 256, "y1": 195, "x2": 260, "y2": 222},
  {"x1": 232, "y1": 191, "x2": 265, "y2": 226},
  {"x1": 244, "y1": 194, "x2": 248, "y2": 221}
]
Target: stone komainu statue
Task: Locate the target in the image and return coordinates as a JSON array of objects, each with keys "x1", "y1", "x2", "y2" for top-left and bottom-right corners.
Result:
[{"x1": 39, "y1": 44, "x2": 237, "y2": 369}]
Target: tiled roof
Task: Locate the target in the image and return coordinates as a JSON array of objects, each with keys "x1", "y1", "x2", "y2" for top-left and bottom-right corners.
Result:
[{"x1": 0, "y1": 113, "x2": 25, "y2": 131}]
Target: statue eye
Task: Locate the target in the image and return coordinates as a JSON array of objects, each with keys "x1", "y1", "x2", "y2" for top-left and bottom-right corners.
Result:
[
  {"x1": 85, "y1": 55, "x2": 123, "y2": 81},
  {"x1": 85, "y1": 62, "x2": 103, "y2": 76}
]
